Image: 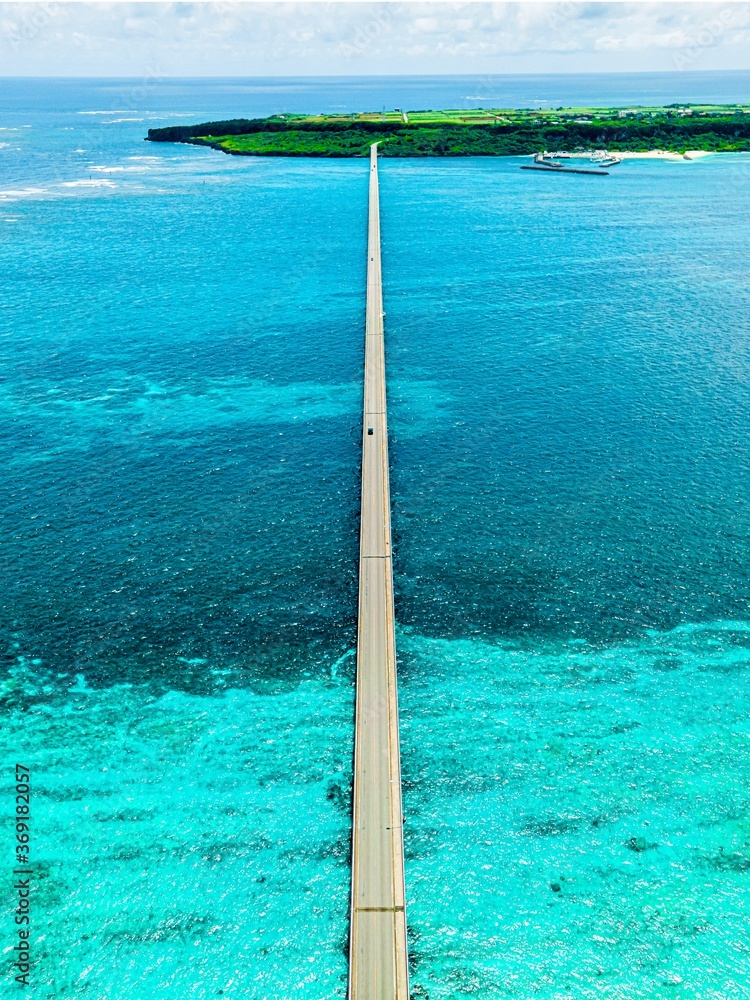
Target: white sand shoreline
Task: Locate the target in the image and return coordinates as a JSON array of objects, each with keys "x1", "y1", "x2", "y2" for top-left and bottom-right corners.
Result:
[
  {"x1": 538, "y1": 149, "x2": 749, "y2": 163},
  {"x1": 614, "y1": 149, "x2": 716, "y2": 161}
]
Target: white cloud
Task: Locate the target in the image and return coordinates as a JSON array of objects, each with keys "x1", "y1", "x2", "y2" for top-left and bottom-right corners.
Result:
[{"x1": 0, "y1": 2, "x2": 749, "y2": 75}]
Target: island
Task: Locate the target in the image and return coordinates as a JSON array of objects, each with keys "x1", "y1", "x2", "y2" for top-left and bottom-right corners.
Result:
[{"x1": 146, "y1": 104, "x2": 750, "y2": 158}]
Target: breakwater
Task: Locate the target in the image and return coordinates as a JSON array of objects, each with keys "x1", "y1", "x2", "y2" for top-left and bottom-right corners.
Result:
[{"x1": 521, "y1": 164, "x2": 609, "y2": 175}]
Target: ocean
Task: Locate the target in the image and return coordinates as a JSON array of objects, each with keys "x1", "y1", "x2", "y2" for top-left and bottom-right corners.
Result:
[{"x1": 2, "y1": 74, "x2": 750, "y2": 998}]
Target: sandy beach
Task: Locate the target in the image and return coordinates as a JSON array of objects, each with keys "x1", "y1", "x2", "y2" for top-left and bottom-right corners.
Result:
[
  {"x1": 614, "y1": 149, "x2": 716, "y2": 161},
  {"x1": 535, "y1": 149, "x2": 736, "y2": 167}
]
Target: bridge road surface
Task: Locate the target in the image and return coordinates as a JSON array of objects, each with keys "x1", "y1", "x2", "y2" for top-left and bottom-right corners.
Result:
[{"x1": 348, "y1": 144, "x2": 409, "y2": 1000}]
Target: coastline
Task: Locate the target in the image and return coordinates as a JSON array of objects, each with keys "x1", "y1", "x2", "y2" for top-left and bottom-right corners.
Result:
[
  {"x1": 158, "y1": 135, "x2": 743, "y2": 161},
  {"x1": 613, "y1": 148, "x2": 717, "y2": 161},
  {"x1": 169, "y1": 137, "x2": 742, "y2": 161}
]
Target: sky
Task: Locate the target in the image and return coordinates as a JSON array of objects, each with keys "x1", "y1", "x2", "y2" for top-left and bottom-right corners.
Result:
[{"x1": 1, "y1": 1, "x2": 749, "y2": 77}]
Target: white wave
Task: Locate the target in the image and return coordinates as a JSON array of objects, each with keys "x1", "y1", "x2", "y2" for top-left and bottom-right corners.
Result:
[
  {"x1": 59, "y1": 179, "x2": 116, "y2": 189},
  {"x1": 142, "y1": 112, "x2": 200, "y2": 119},
  {"x1": 101, "y1": 118, "x2": 144, "y2": 124},
  {"x1": 0, "y1": 187, "x2": 46, "y2": 201},
  {"x1": 89, "y1": 165, "x2": 148, "y2": 173},
  {"x1": 78, "y1": 110, "x2": 129, "y2": 115}
]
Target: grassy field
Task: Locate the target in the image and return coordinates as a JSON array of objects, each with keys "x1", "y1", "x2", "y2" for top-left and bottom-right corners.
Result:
[{"x1": 147, "y1": 105, "x2": 750, "y2": 158}]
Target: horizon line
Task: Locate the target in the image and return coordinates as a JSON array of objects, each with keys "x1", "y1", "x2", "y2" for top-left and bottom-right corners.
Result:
[{"x1": 2, "y1": 69, "x2": 750, "y2": 81}]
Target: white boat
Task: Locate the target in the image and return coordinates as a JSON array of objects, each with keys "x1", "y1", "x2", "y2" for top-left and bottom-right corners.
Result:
[{"x1": 591, "y1": 150, "x2": 621, "y2": 167}]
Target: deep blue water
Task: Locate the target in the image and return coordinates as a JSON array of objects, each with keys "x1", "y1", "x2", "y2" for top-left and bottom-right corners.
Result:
[{"x1": 2, "y1": 76, "x2": 750, "y2": 998}]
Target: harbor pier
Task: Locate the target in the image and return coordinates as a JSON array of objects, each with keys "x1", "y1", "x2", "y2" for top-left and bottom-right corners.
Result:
[{"x1": 348, "y1": 144, "x2": 409, "y2": 1000}]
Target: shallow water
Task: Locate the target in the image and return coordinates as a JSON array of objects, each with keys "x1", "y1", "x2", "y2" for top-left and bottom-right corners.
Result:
[
  {"x1": 400, "y1": 623, "x2": 750, "y2": 999},
  {"x1": 2, "y1": 78, "x2": 750, "y2": 997}
]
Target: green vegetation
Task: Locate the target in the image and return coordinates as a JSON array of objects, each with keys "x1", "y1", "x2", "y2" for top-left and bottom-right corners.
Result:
[{"x1": 146, "y1": 104, "x2": 750, "y2": 158}]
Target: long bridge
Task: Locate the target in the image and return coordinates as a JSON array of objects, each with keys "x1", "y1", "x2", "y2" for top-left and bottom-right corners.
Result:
[{"x1": 348, "y1": 144, "x2": 410, "y2": 1000}]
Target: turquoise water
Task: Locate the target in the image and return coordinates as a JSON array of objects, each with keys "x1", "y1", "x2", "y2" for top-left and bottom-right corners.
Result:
[
  {"x1": 2, "y1": 78, "x2": 750, "y2": 997},
  {"x1": 384, "y1": 155, "x2": 750, "y2": 998}
]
